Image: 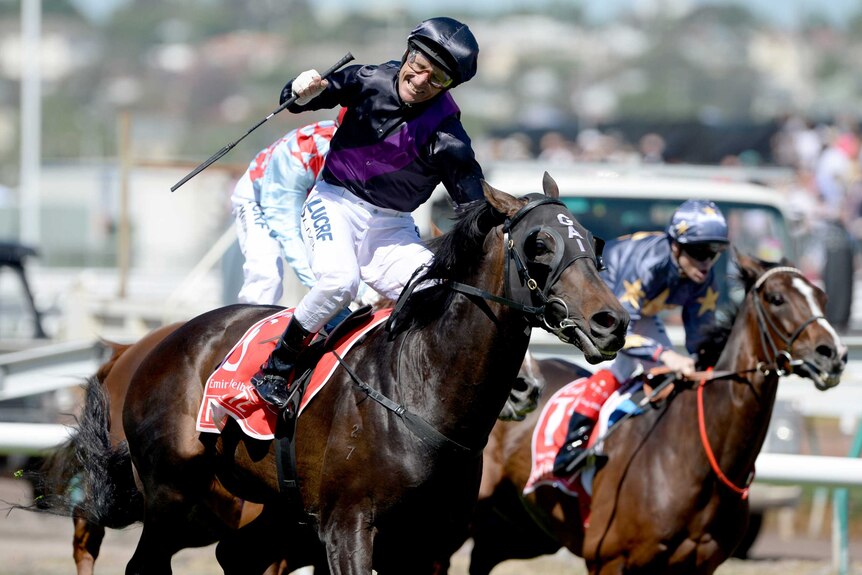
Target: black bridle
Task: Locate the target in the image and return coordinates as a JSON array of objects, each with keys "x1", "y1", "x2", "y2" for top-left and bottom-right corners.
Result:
[{"x1": 451, "y1": 194, "x2": 602, "y2": 339}]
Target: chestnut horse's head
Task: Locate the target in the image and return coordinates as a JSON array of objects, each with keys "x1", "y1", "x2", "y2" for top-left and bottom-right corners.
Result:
[
  {"x1": 737, "y1": 253, "x2": 847, "y2": 390},
  {"x1": 483, "y1": 172, "x2": 628, "y2": 363}
]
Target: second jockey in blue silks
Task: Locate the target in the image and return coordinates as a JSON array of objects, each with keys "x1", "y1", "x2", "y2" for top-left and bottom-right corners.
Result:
[{"x1": 554, "y1": 199, "x2": 730, "y2": 476}]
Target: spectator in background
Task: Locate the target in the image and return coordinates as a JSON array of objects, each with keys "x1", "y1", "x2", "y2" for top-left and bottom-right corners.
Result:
[
  {"x1": 811, "y1": 131, "x2": 860, "y2": 331},
  {"x1": 537, "y1": 131, "x2": 576, "y2": 164},
  {"x1": 815, "y1": 132, "x2": 860, "y2": 220},
  {"x1": 494, "y1": 132, "x2": 534, "y2": 161},
  {"x1": 638, "y1": 132, "x2": 666, "y2": 164}
]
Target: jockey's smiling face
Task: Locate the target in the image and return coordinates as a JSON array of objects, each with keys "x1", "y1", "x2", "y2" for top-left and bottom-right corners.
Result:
[{"x1": 398, "y1": 49, "x2": 451, "y2": 105}]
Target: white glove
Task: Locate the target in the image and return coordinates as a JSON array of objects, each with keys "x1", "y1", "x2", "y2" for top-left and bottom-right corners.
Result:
[
  {"x1": 292, "y1": 69, "x2": 326, "y2": 105},
  {"x1": 659, "y1": 349, "x2": 695, "y2": 376}
]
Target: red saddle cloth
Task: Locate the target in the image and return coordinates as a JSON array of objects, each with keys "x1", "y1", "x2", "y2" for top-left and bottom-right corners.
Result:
[
  {"x1": 523, "y1": 376, "x2": 595, "y2": 525},
  {"x1": 195, "y1": 307, "x2": 392, "y2": 440}
]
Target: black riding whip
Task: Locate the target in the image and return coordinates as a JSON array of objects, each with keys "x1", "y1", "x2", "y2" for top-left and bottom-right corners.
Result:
[{"x1": 170, "y1": 52, "x2": 355, "y2": 192}]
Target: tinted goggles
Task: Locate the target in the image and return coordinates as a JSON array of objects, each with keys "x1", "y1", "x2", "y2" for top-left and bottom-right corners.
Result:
[
  {"x1": 406, "y1": 49, "x2": 453, "y2": 90},
  {"x1": 681, "y1": 242, "x2": 726, "y2": 262}
]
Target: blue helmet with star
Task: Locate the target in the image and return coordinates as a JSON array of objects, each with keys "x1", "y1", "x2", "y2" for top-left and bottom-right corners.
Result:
[{"x1": 667, "y1": 200, "x2": 729, "y2": 245}]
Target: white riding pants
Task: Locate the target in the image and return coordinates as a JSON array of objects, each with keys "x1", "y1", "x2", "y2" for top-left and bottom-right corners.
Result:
[
  {"x1": 293, "y1": 181, "x2": 433, "y2": 332},
  {"x1": 233, "y1": 201, "x2": 285, "y2": 305}
]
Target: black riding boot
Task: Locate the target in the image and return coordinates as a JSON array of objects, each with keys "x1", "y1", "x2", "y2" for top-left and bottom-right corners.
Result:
[
  {"x1": 250, "y1": 318, "x2": 313, "y2": 409},
  {"x1": 552, "y1": 412, "x2": 597, "y2": 476}
]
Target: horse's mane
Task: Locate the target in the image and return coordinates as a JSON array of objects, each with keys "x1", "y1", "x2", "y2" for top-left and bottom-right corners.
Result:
[
  {"x1": 696, "y1": 304, "x2": 737, "y2": 369},
  {"x1": 695, "y1": 256, "x2": 785, "y2": 369},
  {"x1": 388, "y1": 200, "x2": 504, "y2": 333}
]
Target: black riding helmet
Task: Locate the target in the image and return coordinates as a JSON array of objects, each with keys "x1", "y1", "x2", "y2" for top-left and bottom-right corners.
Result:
[{"x1": 406, "y1": 17, "x2": 479, "y2": 87}]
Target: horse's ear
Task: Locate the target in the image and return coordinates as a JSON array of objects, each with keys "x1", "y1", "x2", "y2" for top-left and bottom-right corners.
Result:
[
  {"x1": 735, "y1": 250, "x2": 764, "y2": 291},
  {"x1": 483, "y1": 180, "x2": 525, "y2": 217},
  {"x1": 542, "y1": 172, "x2": 560, "y2": 199}
]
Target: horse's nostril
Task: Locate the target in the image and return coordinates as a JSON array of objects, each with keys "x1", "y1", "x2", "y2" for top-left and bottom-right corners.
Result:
[
  {"x1": 591, "y1": 310, "x2": 620, "y2": 331},
  {"x1": 512, "y1": 377, "x2": 528, "y2": 392},
  {"x1": 816, "y1": 344, "x2": 836, "y2": 360}
]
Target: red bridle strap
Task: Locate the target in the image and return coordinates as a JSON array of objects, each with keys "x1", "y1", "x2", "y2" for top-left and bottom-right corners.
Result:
[{"x1": 697, "y1": 367, "x2": 752, "y2": 499}]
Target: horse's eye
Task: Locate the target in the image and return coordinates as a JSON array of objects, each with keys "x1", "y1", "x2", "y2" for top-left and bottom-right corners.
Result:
[
  {"x1": 525, "y1": 233, "x2": 551, "y2": 260},
  {"x1": 767, "y1": 292, "x2": 785, "y2": 306},
  {"x1": 533, "y1": 239, "x2": 549, "y2": 256}
]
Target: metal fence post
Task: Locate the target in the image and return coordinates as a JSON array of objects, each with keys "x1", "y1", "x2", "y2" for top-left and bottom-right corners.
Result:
[{"x1": 834, "y1": 420, "x2": 862, "y2": 575}]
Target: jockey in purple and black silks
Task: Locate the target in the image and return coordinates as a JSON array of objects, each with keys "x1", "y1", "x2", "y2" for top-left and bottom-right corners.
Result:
[{"x1": 251, "y1": 17, "x2": 484, "y2": 409}]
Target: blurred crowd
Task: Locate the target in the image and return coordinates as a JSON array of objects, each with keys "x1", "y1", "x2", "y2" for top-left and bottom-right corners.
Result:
[
  {"x1": 474, "y1": 116, "x2": 861, "y2": 331},
  {"x1": 476, "y1": 129, "x2": 663, "y2": 166},
  {"x1": 772, "y1": 116, "x2": 860, "y2": 331}
]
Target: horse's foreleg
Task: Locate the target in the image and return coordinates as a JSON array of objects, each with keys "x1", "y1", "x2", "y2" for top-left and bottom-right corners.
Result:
[
  {"x1": 72, "y1": 516, "x2": 104, "y2": 575},
  {"x1": 125, "y1": 519, "x2": 175, "y2": 575},
  {"x1": 216, "y1": 505, "x2": 327, "y2": 575},
  {"x1": 588, "y1": 557, "x2": 626, "y2": 575},
  {"x1": 124, "y1": 487, "x2": 218, "y2": 575},
  {"x1": 320, "y1": 515, "x2": 375, "y2": 574}
]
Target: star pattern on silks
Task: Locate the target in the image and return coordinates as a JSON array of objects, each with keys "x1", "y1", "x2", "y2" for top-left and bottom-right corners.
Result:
[
  {"x1": 640, "y1": 288, "x2": 672, "y2": 317},
  {"x1": 702, "y1": 205, "x2": 718, "y2": 217},
  {"x1": 623, "y1": 333, "x2": 651, "y2": 350},
  {"x1": 674, "y1": 220, "x2": 690, "y2": 236},
  {"x1": 697, "y1": 287, "x2": 719, "y2": 317},
  {"x1": 621, "y1": 279, "x2": 646, "y2": 310}
]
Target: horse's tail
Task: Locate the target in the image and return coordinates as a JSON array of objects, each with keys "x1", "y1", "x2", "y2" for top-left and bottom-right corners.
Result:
[{"x1": 29, "y1": 343, "x2": 143, "y2": 527}]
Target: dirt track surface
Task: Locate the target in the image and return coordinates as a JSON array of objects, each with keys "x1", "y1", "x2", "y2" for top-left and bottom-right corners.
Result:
[{"x1": 2, "y1": 478, "x2": 860, "y2": 575}]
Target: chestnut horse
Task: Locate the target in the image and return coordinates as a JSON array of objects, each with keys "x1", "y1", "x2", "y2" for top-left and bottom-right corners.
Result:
[
  {"x1": 457, "y1": 255, "x2": 846, "y2": 575},
  {"x1": 54, "y1": 175, "x2": 628, "y2": 574}
]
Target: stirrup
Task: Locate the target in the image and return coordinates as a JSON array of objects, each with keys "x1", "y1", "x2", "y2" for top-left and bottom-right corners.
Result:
[
  {"x1": 251, "y1": 372, "x2": 293, "y2": 409},
  {"x1": 554, "y1": 446, "x2": 606, "y2": 477},
  {"x1": 554, "y1": 444, "x2": 587, "y2": 476}
]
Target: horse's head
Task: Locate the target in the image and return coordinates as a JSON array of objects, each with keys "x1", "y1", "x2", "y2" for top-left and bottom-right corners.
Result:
[
  {"x1": 738, "y1": 253, "x2": 847, "y2": 390},
  {"x1": 483, "y1": 172, "x2": 628, "y2": 363}
]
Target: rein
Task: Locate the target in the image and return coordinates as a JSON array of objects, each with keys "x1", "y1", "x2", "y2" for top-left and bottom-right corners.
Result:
[
  {"x1": 331, "y1": 350, "x2": 482, "y2": 458},
  {"x1": 366, "y1": 197, "x2": 601, "y2": 457},
  {"x1": 696, "y1": 368, "x2": 752, "y2": 499}
]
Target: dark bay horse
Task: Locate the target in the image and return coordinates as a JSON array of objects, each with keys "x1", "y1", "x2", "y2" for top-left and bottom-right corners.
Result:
[
  {"x1": 458, "y1": 255, "x2": 846, "y2": 575},
  {"x1": 44, "y1": 332, "x2": 548, "y2": 574},
  {"x1": 62, "y1": 174, "x2": 629, "y2": 574}
]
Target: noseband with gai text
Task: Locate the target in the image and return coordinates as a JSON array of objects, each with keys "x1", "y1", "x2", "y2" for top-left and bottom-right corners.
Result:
[{"x1": 452, "y1": 194, "x2": 603, "y2": 336}]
